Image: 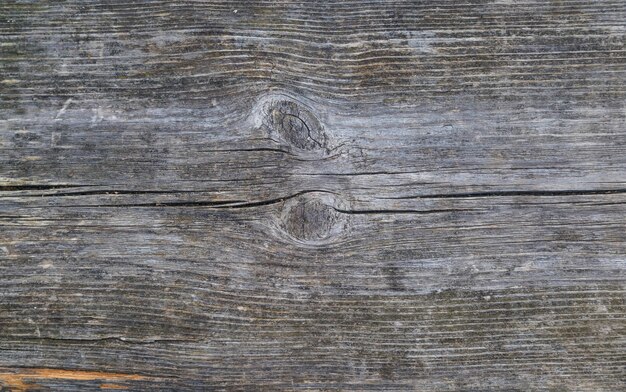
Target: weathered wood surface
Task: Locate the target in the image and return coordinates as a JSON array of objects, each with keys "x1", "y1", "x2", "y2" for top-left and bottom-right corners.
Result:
[{"x1": 1, "y1": 0, "x2": 626, "y2": 390}]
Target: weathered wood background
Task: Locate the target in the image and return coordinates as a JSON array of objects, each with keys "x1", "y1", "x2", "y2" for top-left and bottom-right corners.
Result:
[{"x1": 1, "y1": 0, "x2": 626, "y2": 390}]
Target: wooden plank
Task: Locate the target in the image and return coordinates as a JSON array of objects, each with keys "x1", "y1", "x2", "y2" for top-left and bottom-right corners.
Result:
[{"x1": 1, "y1": 0, "x2": 625, "y2": 390}]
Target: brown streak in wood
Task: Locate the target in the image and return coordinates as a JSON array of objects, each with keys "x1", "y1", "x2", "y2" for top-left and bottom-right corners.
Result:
[
  {"x1": 99, "y1": 384, "x2": 130, "y2": 390},
  {"x1": 0, "y1": 368, "x2": 146, "y2": 391}
]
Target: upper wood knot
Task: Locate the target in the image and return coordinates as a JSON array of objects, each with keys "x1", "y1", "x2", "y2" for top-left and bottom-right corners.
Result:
[
  {"x1": 280, "y1": 193, "x2": 348, "y2": 244},
  {"x1": 266, "y1": 100, "x2": 327, "y2": 152}
]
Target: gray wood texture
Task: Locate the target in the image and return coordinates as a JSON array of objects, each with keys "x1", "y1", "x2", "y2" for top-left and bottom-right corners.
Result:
[{"x1": 1, "y1": 0, "x2": 625, "y2": 390}]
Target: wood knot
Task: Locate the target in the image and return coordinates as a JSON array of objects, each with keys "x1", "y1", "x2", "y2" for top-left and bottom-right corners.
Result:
[
  {"x1": 280, "y1": 193, "x2": 348, "y2": 243},
  {"x1": 266, "y1": 100, "x2": 327, "y2": 152}
]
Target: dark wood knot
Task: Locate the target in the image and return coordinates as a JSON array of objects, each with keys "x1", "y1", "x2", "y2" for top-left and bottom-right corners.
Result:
[
  {"x1": 267, "y1": 100, "x2": 327, "y2": 152},
  {"x1": 280, "y1": 193, "x2": 348, "y2": 243}
]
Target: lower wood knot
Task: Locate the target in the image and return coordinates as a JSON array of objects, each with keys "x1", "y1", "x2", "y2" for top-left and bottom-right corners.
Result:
[
  {"x1": 266, "y1": 100, "x2": 328, "y2": 152},
  {"x1": 280, "y1": 193, "x2": 348, "y2": 244}
]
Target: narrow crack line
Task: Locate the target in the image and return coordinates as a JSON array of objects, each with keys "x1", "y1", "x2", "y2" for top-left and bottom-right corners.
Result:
[
  {"x1": 0, "y1": 184, "x2": 84, "y2": 191},
  {"x1": 333, "y1": 207, "x2": 475, "y2": 215},
  {"x1": 53, "y1": 200, "x2": 246, "y2": 208},
  {"x1": 295, "y1": 171, "x2": 437, "y2": 177},
  {"x1": 14, "y1": 336, "x2": 198, "y2": 345},
  {"x1": 198, "y1": 147, "x2": 295, "y2": 155},
  {"x1": 387, "y1": 188, "x2": 626, "y2": 199},
  {"x1": 0, "y1": 190, "x2": 211, "y2": 198},
  {"x1": 42, "y1": 190, "x2": 336, "y2": 209},
  {"x1": 213, "y1": 189, "x2": 337, "y2": 209},
  {"x1": 284, "y1": 113, "x2": 324, "y2": 148}
]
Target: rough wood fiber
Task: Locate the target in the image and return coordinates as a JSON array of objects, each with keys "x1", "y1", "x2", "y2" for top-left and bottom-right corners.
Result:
[{"x1": 1, "y1": 0, "x2": 625, "y2": 390}]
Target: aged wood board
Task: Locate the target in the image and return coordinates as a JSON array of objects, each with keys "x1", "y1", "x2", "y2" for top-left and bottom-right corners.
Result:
[{"x1": 1, "y1": 0, "x2": 625, "y2": 390}]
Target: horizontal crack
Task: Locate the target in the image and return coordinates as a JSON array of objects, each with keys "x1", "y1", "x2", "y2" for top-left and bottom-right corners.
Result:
[
  {"x1": 0, "y1": 184, "x2": 83, "y2": 191},
  {"x1": 43, "y1": 190, "x2": 336, "y2": 209},
  {"x1": 0, "y1": 190, "x2": 209, "y2": 198},
  {"x1": 389, "y1": 188, "x2": 626, "y2": 199},
  {"x1": 55, "y1": 200, "x2": 244, "y2": 208},
  {"x1": 296, "y1": 171, "x2": 438, "y2": 177},
  {"x1": 198, "y1": 147, "x2": 295, "y2": 155},
  {"x1": 10, "y1": 187, "x2": 624, "y2": 212},
  {"x1": 333, "y1": 208, "x2": 475, "y2": 215},
  {"x1": 213, "y1": 190, "x2": 335, "y2": 209},
  {"x1": 18, "y1": 336, "x2": 198, "y2": 345}
]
